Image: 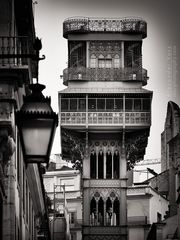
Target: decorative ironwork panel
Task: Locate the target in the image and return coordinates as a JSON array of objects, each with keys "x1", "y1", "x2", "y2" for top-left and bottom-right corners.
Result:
[
  {"x1": 60, "y1": 111, "x2": 150, "y2": 126},
  {"x1": 61, "y1": 112, "x2": 86, "y2": 125},
  {"x1": 88, "y1": 179, "x2": 121, "y2": 188},
  {"x1": 63, "y1": 17, "x2": 147, "y2": 38},
  {"x1": 90, "y1": 188, "x2": 120, "y2": 200},
  {"x1": 63, "y1": 67, "x2": 148, "y2": 84},
  {"x1": 89, "y1": 41, "x2": 121, "y2": 57},
  {"x1": 125, "y1": 112, "x2": 151, "y2": 125},
  {"x1": 88, "y1": 112, "x2": 123, "y2": 125}
]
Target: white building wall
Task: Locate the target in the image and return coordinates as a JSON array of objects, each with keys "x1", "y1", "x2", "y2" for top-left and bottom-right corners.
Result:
[{"x1": 149, "y1": 189, "x2": 168, "y2": 223}]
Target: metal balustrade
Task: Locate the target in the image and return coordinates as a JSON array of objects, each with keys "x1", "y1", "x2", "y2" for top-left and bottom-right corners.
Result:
[
  {"x1": 63, "y1": 67, "x2": 148, "y2": 85},
  {"x1": 60, "y1": 111, "x2": 151, "y2": 126},
  {"x1": 0, "y1": 36, "x2": 33, "y2": 66},
  {"x1": 63, "y1": 17, "x2": 147, "y2": 38}
]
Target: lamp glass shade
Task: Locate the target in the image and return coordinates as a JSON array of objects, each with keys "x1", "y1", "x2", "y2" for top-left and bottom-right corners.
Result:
[{"x1": 22, "y1": 119, "x2": 53, "y2": 156}]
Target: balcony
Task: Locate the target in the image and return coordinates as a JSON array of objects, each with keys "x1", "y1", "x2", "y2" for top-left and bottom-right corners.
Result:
[
  {"x1": 63, "y1": 67, "x2": 148, "y2": 86},
  {"x1": 60, "y1": 111, "x2": 151, "y2": 127},
  {"x1": 0, "y1": 36, "x2": 35, "y2": 76},
  {"x1": 63, "y1": 17, "x2": 147, "y2": 38}
]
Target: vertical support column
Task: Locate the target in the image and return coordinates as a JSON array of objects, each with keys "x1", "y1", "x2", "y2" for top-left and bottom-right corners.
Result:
[
  {"x1": 120, "y1": 129, "x2": 128, "y2": 240},
  {"x1": 112, "y1": 150, "x2": 114, "y2": 179},
  {"x1": 83, "y1": 130, "x2": 89, "y2": 178},
  {"x1": 86, "y1": 41, "x2": 89, "y2": 67},
  {"x1": 86, "y1": 94, "x2": 88, "y2": 127},
  {"x1": 123, "y1": 93, "x2": 125, "y2": 128},
  {"x1": 104, "y1": 148, "x2": 106, "y2": 179},
  {"x1": 121, "y1": 41, "x2": 124, "y2": 68}
]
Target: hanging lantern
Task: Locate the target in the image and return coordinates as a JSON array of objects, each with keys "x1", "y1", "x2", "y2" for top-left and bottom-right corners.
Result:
[{"x1": 15, "y1": 83, "x2": 58, "y2": 164}]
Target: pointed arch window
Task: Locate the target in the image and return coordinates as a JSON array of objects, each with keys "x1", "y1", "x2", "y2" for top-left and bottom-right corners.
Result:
[
  {"x1": 106, "y1": 197, "x2": 112, "y2": 226},
  {"x1": 98, "y1": 54, "x2": 112, "y2": 68},
  {"x1": 113, "y1": 197, "x2": 120, "y2": 225},
  {"x1": 90, "y1": 197, "x2": 97, "y2": 225},
  {"x1": 90, "y1": 54, "x2": 97, "y2": 68},
  {"x1": 90, "y1": 150, "x2": 96, "y2": 179},
  {"x1": 113, "y1": 150, "x2": 119, "y2": 179},
  {"x1": 98, "y1": 150, "x2": 104, "y2": 179},
  {"x1": 114, "y1": 54, "x2": 120, "y2": 68},
  {"x1": 98, "y1": 197, "x2": 104, "y2": 226},
  {"x1": 106, "y1": 150, "x2": 112, "y2": 179},
  {"x1": 98, "y1": 54, "x2": 105, "y2": 68},
  {"x1": 106, "y1": 54, "x2": 112, "y2": 68}
]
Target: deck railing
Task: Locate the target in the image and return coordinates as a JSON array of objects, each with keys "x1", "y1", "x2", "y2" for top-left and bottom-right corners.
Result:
[
  {"x1": 63, "y1": 67, "x2": 148, "y2": 85},
  {"x1": 63, "y1": 17, "x2": 147, "y2": 38},
  {"x1": 61, "y1": 111, "x2": 151, "y2": 126}
]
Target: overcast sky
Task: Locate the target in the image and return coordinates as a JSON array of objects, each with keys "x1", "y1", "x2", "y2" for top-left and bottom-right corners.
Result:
[{"x1": 35, "y1": 0, "x2": 180, "y2": 160}]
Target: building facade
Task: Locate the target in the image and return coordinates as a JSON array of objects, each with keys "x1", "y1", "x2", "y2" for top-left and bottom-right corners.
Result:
[
  {"x1": 43, "y1": 159, "x2": 82, "y2": 240},
  {"x1": 147, "y1": 101, "x2": 180, "y2": 239},
  {"x1": 0, "y1": 0, "x2": 50, "y2": 239},
  {"x1": 59, "y1": 17, "x2": 152, "y2": 240}
]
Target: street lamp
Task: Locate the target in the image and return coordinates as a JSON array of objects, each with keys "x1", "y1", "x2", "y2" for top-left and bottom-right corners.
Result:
[{"x1": 15, "y1": 38, "x2": 58, "y2": 164}]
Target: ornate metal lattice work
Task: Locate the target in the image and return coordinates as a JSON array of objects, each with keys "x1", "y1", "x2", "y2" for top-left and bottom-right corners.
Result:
[
  {"x1": 90, "y1": 188, "x2": 120, "y2": 200},
  {"x1": 63, "y1": 67, "x2": 148, "y2": 84},
  {"x1": 63, "y1": 17, "x2": 147, "y2": 38},
  {"x1": 89, "y1": 41, "x2": 121, "y2": 57}
]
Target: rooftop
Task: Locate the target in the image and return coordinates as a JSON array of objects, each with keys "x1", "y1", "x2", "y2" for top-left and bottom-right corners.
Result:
[{"x1": 63, "y1": 16, "x2": 147, "y2": 38}]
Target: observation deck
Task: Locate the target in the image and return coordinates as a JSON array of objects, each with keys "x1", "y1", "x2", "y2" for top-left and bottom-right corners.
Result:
[
  {"x1": 60, "y1": 111, "x2": 151, "y2": 130},
  {"x1": 63, "y1": 17, "x2": 147, "y2": 39},
  {"x1": 63, "y1": 67, "x2": 148, "y2": 86}
]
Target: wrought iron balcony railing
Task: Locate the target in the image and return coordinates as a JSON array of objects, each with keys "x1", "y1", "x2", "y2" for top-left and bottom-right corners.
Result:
[
  {"x1": 63, "y1": 17, "x2": 147, "y2": 38},
  {"x1": 60, "y1": 111, "x2": 151, "y2": 126},
  {"x1": 63, "y1": 67, "x2": 148, "y2": 86},
  {"x1": 0, "y1": 36, "x2": 33, "y2": 67}
]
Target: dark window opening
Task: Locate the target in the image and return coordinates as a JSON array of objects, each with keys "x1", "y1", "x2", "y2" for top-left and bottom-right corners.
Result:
[
  {"x1": 97, "y1": 99, "x2": 105, "y2": 110},
  {"x1": 134, "y1": 99, "x2": 141, "y2": 110},
  {"x1": 143, "y1": 99, "x2": 151, "y2": 110},
  {"x1": 113, "y1": 150, "x2": 119, "y2": 179},
  {"x1": 98, "y1": 197, "x2": 104, "y2": 226},
  {"x1": 68, "y1": 41, "x2": 86, "y2": 68},
  {"x1": 106, "y1": 151, "x2": 112, "y2": 179},
  {"x1": 98, "y1": 150, "x2": 104, "y2": 179},
  {"x1": 61, "y1": 99, "x2": 69, "y2": 111},
  {"x1": 90, "y1": 151, "x2": 96, "y2": 179},
  {"x1": 90, "y1": 197, "x2": 97, "y2": 225},
  {"x1": 106, "y1": 197, "x2": 112, "y2": 226},
  {"x1": 115, "y1": 99, "x2": 123, "y2": 110},
  {"x1": 78, "y1": 98, "x2": 86, "y2": 111},
  {"x1": 125, "y1": 99, "x2": 133, "y2": 111},
  {"x1": 88, "y1": 99, "x2": 96, "y2": 111},
  {"x1": 113, "y1": 197, "x2": 120, "y2": 225},
  {"x1": 70, "y1": 99, "x2": 77, "y2": 110},
  {"x1": 106, "y1": 99, "x2": 114, "y2": 110}
]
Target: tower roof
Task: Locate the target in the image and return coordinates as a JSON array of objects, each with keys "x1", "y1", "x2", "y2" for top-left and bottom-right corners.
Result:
[{"x1": 63, "y1": 16, "x2": 147, "y2": 39}]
